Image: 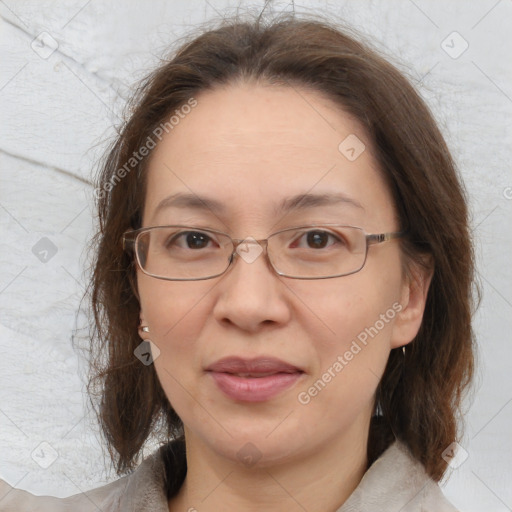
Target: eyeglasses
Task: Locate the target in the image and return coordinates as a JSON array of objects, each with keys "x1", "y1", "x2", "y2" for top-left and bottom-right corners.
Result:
[{"x1": 122, "y1": 224, "x2": 404, "y2": 281}]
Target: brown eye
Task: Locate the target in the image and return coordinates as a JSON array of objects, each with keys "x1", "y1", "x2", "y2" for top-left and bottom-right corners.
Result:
[
  {"x1": 168, "y1": 231, "x2": 214, "y2": 250},
  {"x1": 291, "y1": 229, "x2": 343, "y2": 250},
  {"x1": 306, "y1": 231, "x2": 330, "y2": 249}
]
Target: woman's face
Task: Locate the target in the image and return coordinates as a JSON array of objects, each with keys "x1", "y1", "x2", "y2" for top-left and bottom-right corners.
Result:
[{"x1": 137, "y1": 83, "x2": 424, "y2": 467}]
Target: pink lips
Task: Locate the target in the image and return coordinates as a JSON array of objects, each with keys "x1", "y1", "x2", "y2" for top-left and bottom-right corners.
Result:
[{"x1": 206, "y1": 356, "x2": 304, "y2": 402}]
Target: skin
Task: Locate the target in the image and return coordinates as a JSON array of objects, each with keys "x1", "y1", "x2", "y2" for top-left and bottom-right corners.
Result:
[{"x1": 136, "y1": 82, "x2": 432, "y2": 512}]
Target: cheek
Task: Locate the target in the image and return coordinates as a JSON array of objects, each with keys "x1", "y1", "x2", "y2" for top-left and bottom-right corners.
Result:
[
  {"x1": 139, "y1": 271, "x2": 209, "y2": 330},
  {"x1": 292, "y1": 270, "x2": 401, "y2": 349},
  {"x1": 291, "y1": 273, "x2": 401, "y2": 401},
  {"x1": 292, "y1": 297, "x2": 397, "y2": 430},
  {"x1": 138, "y1": 274, "x2": 214, "y2": 365},
  {"x1": 138, "y1": 276, "x2": 216, "y2": 418}
]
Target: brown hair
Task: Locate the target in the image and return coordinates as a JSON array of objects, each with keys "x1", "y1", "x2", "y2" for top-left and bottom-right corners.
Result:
[{"x1": 83, "y1": 12, "x2": 477, "y2": 483}]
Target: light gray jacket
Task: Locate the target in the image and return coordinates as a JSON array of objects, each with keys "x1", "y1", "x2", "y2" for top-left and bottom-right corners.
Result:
[{"x1": 0, "y1": 441, "x2": 458, "y2": 511}]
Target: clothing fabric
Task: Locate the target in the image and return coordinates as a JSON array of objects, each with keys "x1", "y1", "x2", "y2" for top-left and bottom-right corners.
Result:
[{"x1": 0, "y1": 440, "x2": 458, "y2": 511}]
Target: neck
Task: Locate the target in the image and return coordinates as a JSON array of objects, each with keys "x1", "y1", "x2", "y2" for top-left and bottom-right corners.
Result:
[{"x1": 168, "y1": 416, "x2": 370, "y2": 512}]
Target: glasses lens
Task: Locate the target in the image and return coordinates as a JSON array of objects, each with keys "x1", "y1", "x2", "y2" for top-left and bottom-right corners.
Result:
[
  {"x1": 136, "y1": 227, "x2": 232, "y2": 280},
  {"x1": 268, "y1": 226, "x2": 367, "y2": 278}
]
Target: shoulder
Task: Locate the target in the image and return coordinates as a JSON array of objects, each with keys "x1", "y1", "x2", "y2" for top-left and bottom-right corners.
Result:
[
  {"x1": 0, "y1": 442, "x2": 180, "y2": 512},
  {"x1": 338, "y1": 441, "x2": 460, "y2": 512}
]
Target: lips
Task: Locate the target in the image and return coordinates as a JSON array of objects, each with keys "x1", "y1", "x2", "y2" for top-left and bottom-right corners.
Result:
[
  {"x1": 206, "y1": 356, "x2": 303, "y2": 375},
  {"x1": 206, "y1": 356, "x2": 304, "y2": 402}
]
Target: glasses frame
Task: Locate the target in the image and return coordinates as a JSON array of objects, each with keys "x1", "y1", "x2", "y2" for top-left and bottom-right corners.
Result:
[{"x1": 122, "y1": 224, "x2": 405, "y2": 281}]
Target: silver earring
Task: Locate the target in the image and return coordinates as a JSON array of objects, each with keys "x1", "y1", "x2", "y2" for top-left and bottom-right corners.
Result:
[{"x1": 141, "y1": 326, "x2": 150, "y2": 333}]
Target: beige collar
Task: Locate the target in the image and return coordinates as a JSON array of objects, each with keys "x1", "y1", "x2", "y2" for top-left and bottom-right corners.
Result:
[{"x1": 115, "y1": 440, "x2": 458, "y2": 512}]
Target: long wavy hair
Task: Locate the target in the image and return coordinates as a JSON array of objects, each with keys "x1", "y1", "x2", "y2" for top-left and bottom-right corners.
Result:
[{"x1": 82, "y1": 12, "x2": 477, "y2": 483}]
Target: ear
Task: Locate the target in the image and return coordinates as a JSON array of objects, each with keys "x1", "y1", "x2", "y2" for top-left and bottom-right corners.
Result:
[
  {"x1": 390, "y1": 258, "x2": 433, "y2": 349},
  {"x1": 138, "y1": 310, "x2": 150, "y2": 339}
]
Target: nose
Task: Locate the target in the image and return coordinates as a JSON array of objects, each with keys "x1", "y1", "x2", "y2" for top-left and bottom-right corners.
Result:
[{"x1": 212, "y1": 241, "x2": 292, "y2": 332}]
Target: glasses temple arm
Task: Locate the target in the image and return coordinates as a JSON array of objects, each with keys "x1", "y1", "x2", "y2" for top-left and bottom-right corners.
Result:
[{"x1": 366, "y1": 231, "x2": 405, "y2": 245}]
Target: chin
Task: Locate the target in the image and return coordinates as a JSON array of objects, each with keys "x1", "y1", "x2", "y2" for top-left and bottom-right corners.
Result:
[{"x1": 191, "y1": 418, "x2": 305, "y2": 467}]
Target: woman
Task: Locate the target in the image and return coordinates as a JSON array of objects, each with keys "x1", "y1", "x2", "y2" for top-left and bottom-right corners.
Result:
[{"x1": 0, "y1": 12, "x2": 476, "y2": 512}]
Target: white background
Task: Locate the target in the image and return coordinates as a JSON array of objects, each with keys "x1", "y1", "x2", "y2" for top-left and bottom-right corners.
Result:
[{"x1": 0, "y1": 1, "x2": 511, "y2": 510}]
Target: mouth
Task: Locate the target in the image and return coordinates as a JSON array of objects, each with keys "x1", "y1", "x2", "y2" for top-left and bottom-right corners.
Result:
[
  {"x1": 205, "y1": 356, "x2": 305, "y2": 402},
  {"x1": 206, "y1": 356, "x2": 304, "y2": 374}
]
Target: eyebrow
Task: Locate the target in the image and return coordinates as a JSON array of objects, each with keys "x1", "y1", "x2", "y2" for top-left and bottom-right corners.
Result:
[{"x1": 153, "y1": 191, "x2": 364, "y2": 217}]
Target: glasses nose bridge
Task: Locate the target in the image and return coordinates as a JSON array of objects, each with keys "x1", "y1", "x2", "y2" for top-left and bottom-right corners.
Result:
[
  {"x1": 231, "y1": 236, "x2": 270, "y2": 256},
  {"x1": 229, "y1": 236, "x2": 274, "y2": 271}
]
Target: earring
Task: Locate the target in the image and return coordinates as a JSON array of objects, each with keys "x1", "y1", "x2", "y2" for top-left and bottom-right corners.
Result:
[{"x1": 141, "y1": 326, "x2": 150, "y2": 333}]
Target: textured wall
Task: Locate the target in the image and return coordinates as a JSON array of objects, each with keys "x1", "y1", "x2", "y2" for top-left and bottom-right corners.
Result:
[{"x1": 1, "y1": 1, "x2": 511, "y2": 510}]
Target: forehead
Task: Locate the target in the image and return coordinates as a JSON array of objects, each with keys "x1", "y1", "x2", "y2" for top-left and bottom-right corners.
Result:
[{"x1": 142, "y1": 82, "x2": 395, "y2": 231}]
